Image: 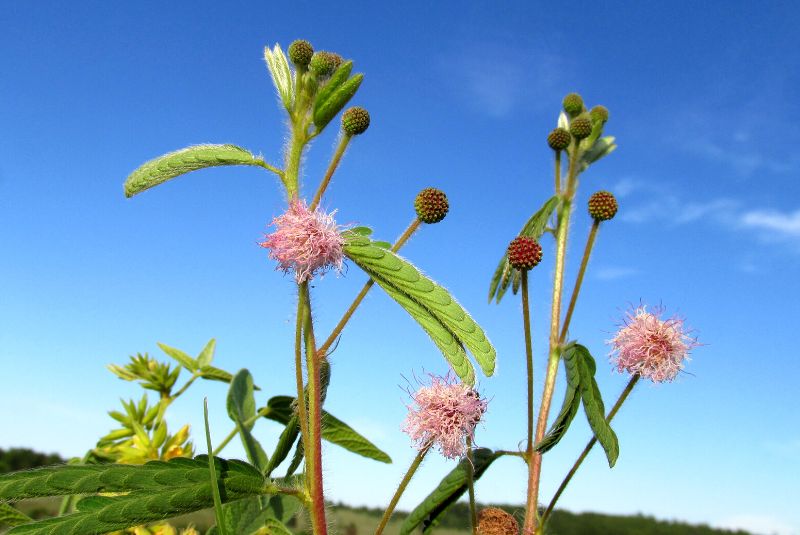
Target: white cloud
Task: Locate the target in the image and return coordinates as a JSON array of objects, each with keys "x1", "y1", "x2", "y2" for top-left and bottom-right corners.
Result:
[
  {"x1": 741, "y1": 209, "x2": 800, "y2": 238},
  {"x1": 594, "y1": 266, "x2": 639, "y2": 280},
  {"x1": 715, "y1": 514, "x2": 798, "y2": 535}
]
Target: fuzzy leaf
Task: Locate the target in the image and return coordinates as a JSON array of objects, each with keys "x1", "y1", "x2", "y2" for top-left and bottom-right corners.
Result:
[
  {"x1": 124, "y1": 144, "x2": 267, "y2": 198},
  {"x1": 344, "y1": 234, "x2": 495, "y2": 381},
  {"x1": 227, "y1": 370, "x2": 269, "y2": 473},
  {"x1": 158, "y1": 342, "x2": 197, "y2": 372},
  {"x1": 579, "y1": 136, "x2": 617, "y2": 172},
  {"x1": 400, "y1": 449, "x2": 501, "y2": 535},
  {"x1": 263, "y1": 44, "x2": 294, "y2": 112},
  {"x1": 313, "y1": 74, "x2": 364, "y2": 130},
  {"x1": 313, "y1": 60, "x2": 353, "y2": 115},
  {"x1": 557, "y1": 111, "x2": 569, "y2": 130},
  {"x1": 570, "y1": 344, "x2": 619, "y2": 467},
  {"x1": 196, "y1": 338, "x2": 217, "y2": 368},
  {"x1": 262, "y1": 396, "x2": 390, "y2": 463},
  {"x1": 0, "y1": 503, "x2": 30, "y2": 528},
  {"x1": 199, "y1": 365, "x2": 235, "y2": 384},
  {"x1": 488, "y1": 195, "x2": 561, "y2": 303},
  {"x1": 535, "y1": 350, "x2": 581, "y2": 453}
]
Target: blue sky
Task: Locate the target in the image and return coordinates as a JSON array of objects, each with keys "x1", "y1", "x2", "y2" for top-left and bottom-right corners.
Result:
[{"x1": 1, "y1": 2, "x2": 798, "y2": 534}]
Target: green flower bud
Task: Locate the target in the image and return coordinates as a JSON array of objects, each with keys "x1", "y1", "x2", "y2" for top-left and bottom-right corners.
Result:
[
  {"x1": 342, "y1": 107, "x2": 370, "y2": 136},
  {"x1": 590, "y1": 105, "x2": 609, "y2": 125},
  {"x1": 288, "y1": 40, "x2": 314, "y2": 67},
  {"x1": 547, "y1": 127, "x2": 571, "y2": 151},
  {"x1": 562, "y1": 92, "x2": 584, "y2": 118},
  {"x1": 588, "y1": 191, "x2": 618, "y2": 221},
  {"x1": 310, "y1": 51, "x2": 338, "y2": 77},
  {"x1": 414, "y1": 188, "x2": 449, "y2": 224},
  {"x1": 569, "y1": 113, "x2": 593, "y2": 140}
]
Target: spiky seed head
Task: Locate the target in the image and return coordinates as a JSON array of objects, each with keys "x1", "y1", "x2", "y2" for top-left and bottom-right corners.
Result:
[
  {"x1": 590, "y1": 105, "x2": 609, "y2": 125},
  {"x1": 309, "y1": 51, "x2": 338, "y2": 77},
  {"x1": 569, "y1": 113, "x2": 593, "y2": 140},
  {"x1": 588, "y1": 191, "x2": 618, "y2": 221},
  {"x1": 477, "y1": 508, "x2": 519, "y2": 535},
  {"x1": 341, "y1": 107, "x2": 370, "y2": 136},
  {"x1": 414, "y1": 188, "x2": 449, "y2": 224},
  {"x1": 288, "y1": 40, "x2": 314, "y2": 67},
  {"x1": 563, "y1": 92, "x2": 584, "y2": 117},
  {"x1": 547, "y1": 127, "x2": 572, "y2": 151},
  {"x1": 329, "y1": 52, "x2": 344, "y2": 71},
  {"x1": 507, "y1": 236, "x2": 543, "y2": 271}
]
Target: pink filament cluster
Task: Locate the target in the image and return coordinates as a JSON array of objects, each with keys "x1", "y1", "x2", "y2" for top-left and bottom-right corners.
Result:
[
  {"x1": 608, "y1": 306, "x2": 697, "y2": 383},
  {"x1": 402, "y1": 374, "x2": 487, "y2": 459},
  {"x1": 259, "y1": 200, "x2": 345, "y2": 283}
]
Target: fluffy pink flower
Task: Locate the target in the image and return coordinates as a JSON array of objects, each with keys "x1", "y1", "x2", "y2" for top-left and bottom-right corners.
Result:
[
  {"x1": 259, "y1": 200, "x2": 345, "y2": 283},
  {"x1": 401, "y1": 374, "x2": 487, "y2": 459},
  {"x1": 608, "y1": 305, "x2": 698, "y2": 383}
]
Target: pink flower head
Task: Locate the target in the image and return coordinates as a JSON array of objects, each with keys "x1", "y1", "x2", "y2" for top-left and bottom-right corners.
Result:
[
  {"x1": 608, "y1": 305, "x2": 698, "y2": 383},
  {"x1": 259, "y1": 200, "x2": 345, "y2": 283},
  {"x1": 401, "y1": 374, "x2": 487, "y2": 459}
]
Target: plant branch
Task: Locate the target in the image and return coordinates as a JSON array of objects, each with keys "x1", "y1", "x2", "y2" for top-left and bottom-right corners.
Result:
[
  {"x1": 558, "y1": 220, "x2": 599, "y2": 344},
  {"x1": 310, "y1": 135, "x2": 352, "y2": 210},
  {"x1": 375, "y1": 445, "x2": 430, "y2": 535},
  {"x1": 467, "y1": 439, "x2": 478, "y2": 535}
]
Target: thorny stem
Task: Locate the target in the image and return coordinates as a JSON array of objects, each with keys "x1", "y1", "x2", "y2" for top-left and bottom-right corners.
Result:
[
  {"x1": 467, "y1": 439, "x2": 478, "y2": 535},
  {"x1": 523, "y1": 143, "x2": 581, "y2": 535},
  {"x1": 318, "y1": 219, "x2": 421, "y2": 356},
  {"x1": 375, "y1": 445, "x2": 430, "y2": 535},
  {"x1": 538, "y1": 375, "x2": 640, "y2": 530},
  {"x1": 310, "y1": 135, "x2": 352, "y2": 210},
  {"x1": 301, "y1": 282, "x2": 327, "y2": 535},
  {"x1": 559, "y1": 220, "x2": 599, "y2": 344}
]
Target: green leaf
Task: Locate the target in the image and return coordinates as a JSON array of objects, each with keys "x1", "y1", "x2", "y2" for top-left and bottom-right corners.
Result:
[
  {"x1": 197, "y1": 338, "x2": 217, "y2": 368},
  {"x1": 1, "y1": 457, "x2": 267, "y2": 535},
  {"x1": 206, "y1": 399, "x2": 231, "y2": 535},
  {"x1": 0, "y1": 503, "x2": 30, "y2": 528},
  {"x1": 400, "y1": 449, "x2": 501, "y2": 535},
  {"x1": 262, "y1": 517, "x2": 295, "y2": 535},
  {"x1": 265, "y1": 416, "x2": 299, "y2": 477},
  {"x1": 313, "y1": 60, "x2": 353, "y2": 115},
  {"x1": 265, "y1": 492, "x2": 302, "y2": 524},
  {"x1": 227, "y1": 370, "x2": 269, "y2": 473},
  {"x1": 263, "y1": 45, "x2": 294, "y2": 113},
  {"x1": 343, "y1": 234, "x2": 495, "y2": 382},
  {"x1": 579, "y1": 136, "x2": 617, "y2": 172},
  {"x1": 488, "y1": 195, "x2": 561, "y2": 304},
  {"x1": 535, "y1": 347, "x2": 581, "y2": 453},
  {"x1": 263, "y1": 396, "x2": 390, "y2": 464},
  {"x1": 158, "y1": 342, "x2": 198, "y2": 372},
  {"x1": 348, "y1": 226, "x2": 373, "y2": 237},
  {"x1": 570, "y1": 344, "x2": 619, "y2": 467},
  {"x1": 199, "y1": 365, "x2": 235, "y2": 384},
  {"x1": 124, "y1": 144, "x2": 268, "y2": 198},
  {"x1": 313, "y1": 74, "x2": 364, "y2": 130}
]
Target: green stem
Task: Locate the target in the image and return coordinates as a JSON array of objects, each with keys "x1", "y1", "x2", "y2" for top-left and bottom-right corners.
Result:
[
  {"x1": 317, "y1": 219, "x2": 421, "y2": 356},
  {"x1": 171, "y1": 373, "x2": 199, "y2": 401},
  {"x1": 375, "y1": 445, "x2": 430, "y2": 535},
  {"x1": 539, "y1": 375, "x2": 640, "y2": 528},
  {"x1": 301, "y1": 282, "x2": 327, "y2": 535},
  {"x1": 255, "y1": 159, "x2": 285, "y2": 178},
  {"x1": 522, "y1": 270, "x2": 534, "y2": 458},
  {"x1": 204, "y1": 398, "x2": 229, "y2": 535},
  {"x1": 558, "y1": 220, "x2": 599, "y2": 344},
  {"x1": 310, "y1": 134, "x2": 352, "y2": 210},
  {"x1": 555, "y1": 151, "x2": 562, "y2": 194},
  {"x1": 523, "y1": 144, "x2": 581, "y2": 535},
  {"x1": 467, "y1": 439, "x2": 478, "y2": 535},
  {"x1": 294, "y1": 288, "x2": 311, "y2": 459},
  {"x1": 211, "y1": 406, "x2": 271, "y2": 456}
]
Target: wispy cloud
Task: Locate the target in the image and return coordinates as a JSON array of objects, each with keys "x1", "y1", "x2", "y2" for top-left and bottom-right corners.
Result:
[
  {"x1": 740, "y1": 209, "x2": 800, "y2": 238},
  {"x1": 594, "y1": 266, "x2": 639, "y2": 281},
  {"x1": 441, "y1": 42, "x2": 564, "y2": 118},
  {"x1": 714, "y1": 514, "x2": 798, "y2": 535}
]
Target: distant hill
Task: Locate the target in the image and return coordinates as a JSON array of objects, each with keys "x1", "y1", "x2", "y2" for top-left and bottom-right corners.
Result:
[{"x1": 0, "y1": 447, "x2": 64, "y2": 473}]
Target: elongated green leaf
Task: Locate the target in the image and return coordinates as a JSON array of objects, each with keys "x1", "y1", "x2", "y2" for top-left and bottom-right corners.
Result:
[
  {"x1": 535, "y1": 350, "x2": 580, "y2": 453},
  {"x1": 2, "y1": 457, "x2": 266, "y2": 535},
  {"x1": 263, "y1": 517, "x2": 294, "y2": 535},
  {"x1": 344, "y1": 234, "x2": 495, "y2": 380},
  {"x1": 313, "y1": 74, "x2": 364, "y2": 130},
  {"x1": 197, "y1": 338, "x2": 217, "y2": 368},
  {"x1": 227, "y1": 370, "x2": 269, "y2": 473},
  {"x1": 400, "y1": 449, "x2": 501, "y2": 535},
  {"x1": 199, "y1": 365, "x2": 235, "y2": 384},
  {"x1": 158, "y1": 342, "x2": 197, "y2": 372},
  {"x1": 313, "y1": 60, "x2": 353, "y2": 113},
  {"x1": 262, "y1": 396, "x2": 391, "y2": 463},
  {"x1": 570, "y1": 344, "x2": 619, "y2": 467},
  {"x1": 488, "y1": 195, "x2": 561, "y2": 303},
  {"x1": 264, "y1": 45, "x2": 294, "y2": 112},
  {"x1": 0, "y1": 503, "x2": 30, "y2": 528},
  {"x1": 124, "y1": 144, "x2": 267, "y2": 198},
  {"x1": 265, "y1": 416, "x2": 299, "y2": 477},
  {"x1": 579, "y1": 135, "x2": 616, "y2": 172}
]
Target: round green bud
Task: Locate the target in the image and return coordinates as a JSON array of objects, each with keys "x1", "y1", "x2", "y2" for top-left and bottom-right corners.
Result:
[
  {"x1": 590, "y1": 105, "x2": 609, "y2": 125},
  {"x1": 507, "y1": 236, "x2": 543, "y2": 271},
  {"x1": 562, "y1": 92, "x2": 584, "y2": 117},
  {"x1": 341, "y1": 107, "x2": 370, "y2": 136},
  {"x1": 309, "y1": 51, "x2": 338, "y2": 77},
  {"x1": 569, "y1": 114, "x2": 593, "y2": 140},
  {"x1": 414, "y1": 188, "x2": 449, "y2": 224},
  {"x1": 588, "y1": 191, "x2": 618, "y2": 221},
  {"x1": 547, "y1": 127, "x2": 571, "y2": 151},
  {"x1": 288, "y1": 40, "x2": 314, "y2": 67}
]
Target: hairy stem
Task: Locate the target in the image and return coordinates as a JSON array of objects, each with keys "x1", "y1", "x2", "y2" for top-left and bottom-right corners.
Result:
[
  {"x1": 539, "y1": 375, "x2": 640, "y2": 529},
  {"x1": 523, "y1": 145, "x2": 580, "y2": 535},
  {"x1": 294, "y1": 288, "x2": 311, "y2": 458},
  {"x1": 301, "y1": 282, "x2": 327, "y2": 535},
  {"x1": 559, "y1": 220, "x2": 599, "y2": 344},
  {"x1": 375, "y1": 445, "x2": 430, "y2": 535},
  {"x1": 555, "y1": 151, "x2": 562, "y2": 194},
  {"x1": 318, "y1": 219, "x2": 421, "y2": 356},
  {"x1": 467, "y1": 438, "x2": 478, "y2": 535},
  {"x1": 310, "y1": 135, "x2": 352, "y2": 210},
  {"x1": 522, "y1": 269, "x2": 538, "y2": 523}
]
